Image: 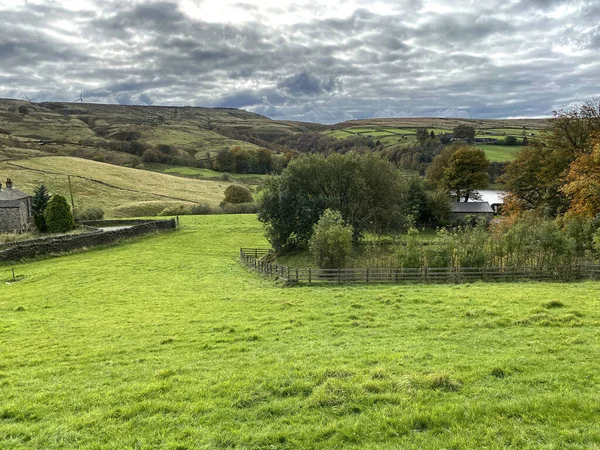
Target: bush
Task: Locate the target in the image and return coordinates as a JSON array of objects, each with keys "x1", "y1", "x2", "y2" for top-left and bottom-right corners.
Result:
[
  {"x1": 141, "y1": 149, "x2": 161, "y2": 163},
  {"x1": 221, "y1": 202, "x2": 258, "y2": 214},
  {"x1": 33, "y1": 213, "x2": 47, "y2": 233},
  {"x1": 309, "y1": 209, "x2": 353, "y2": 269},
  {"x1": 224, "y1": 185, "x2": 253, "y2": 204},
  {"x1": 44, "y1": 195, "x2": 74, "y2": 233},
  {"x1": 190, "y1": 204, "x2": 214, "y2": 215},
  {"x1": 75, "y1": 207, "x2": 104, "y2": 222},
  {"x1": 593, "y1": 228, "x2": 600, "y2": 256}
]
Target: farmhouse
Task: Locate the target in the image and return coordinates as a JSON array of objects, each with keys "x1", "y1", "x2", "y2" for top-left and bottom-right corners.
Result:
[
  {"x1": 467, "y1": 190, "x2": 506, "y2": 214},
  {"x1": 0, "y1": 179, "x2": 32, "y2": 233},
  {"x1": 450, "y1": 201, "x2": 494, "y2": 224}
]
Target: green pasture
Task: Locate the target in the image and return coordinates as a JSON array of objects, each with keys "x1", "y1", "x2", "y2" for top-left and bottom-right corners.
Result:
[
  {"x1": 146, "y1": 163, "x2": 268, "y2": 184},
  {"x1": 481, "y1": 128, "x2": 544, "y2": 137},
  {"x1": 476, "y1": 144, "x2": 522, "y2": 162},
  {"x1": 1, "y1": 215, "x2": 600, "y2": 448}
]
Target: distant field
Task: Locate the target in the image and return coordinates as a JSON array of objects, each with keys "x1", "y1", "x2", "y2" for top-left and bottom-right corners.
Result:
[
  {"x1": 0, "y1": 156, "x2": 231, "y2": 216},
  {"x1": 147, "y1": 164, "x2": 269, "y2": 184},
  {"x1": 1, "y1": 215, "x2": 599, "y2": 448},
  {"x1": 476, "y1": 144, "x2": 522, "y2": 162}
]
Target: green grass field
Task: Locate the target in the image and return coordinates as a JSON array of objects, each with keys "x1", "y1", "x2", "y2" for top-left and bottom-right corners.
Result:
[
  {"x1": 146, "y1": 164, "x2": 268, "y2": 184},
  {"x1": 0, "y1": 156, "x2": 232, "y2": 216},
  {"x1": 1, "y1": 215, "x2": 599, "y2": 448},
  {"x1": 476, "y1": 144, "x2": 522, "y2": 162}
]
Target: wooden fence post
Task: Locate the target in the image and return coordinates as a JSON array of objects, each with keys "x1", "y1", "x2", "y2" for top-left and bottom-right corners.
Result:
[
  {"x1": 366, "y1": 267, "x2": 369, "y2": 283},
  {"x1": 308, "y1": 268, "x2": 312, "y2": 284}
]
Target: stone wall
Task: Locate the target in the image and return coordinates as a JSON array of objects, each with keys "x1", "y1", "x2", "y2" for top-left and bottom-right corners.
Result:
[
  {"x1": 0, "y1": 206, "x2": 21, "y2": 232},
  {"x1": 0, "y1": 198, "x2": 31, "y2": 232},
  {"x1": 0, "y1": 219, "x2": 176, "y2": 262}
]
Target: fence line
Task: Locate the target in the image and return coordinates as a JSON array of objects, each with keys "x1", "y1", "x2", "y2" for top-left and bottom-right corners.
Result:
[{"x1": 239, "y1": 248, "x2": 600, "y2": 285}]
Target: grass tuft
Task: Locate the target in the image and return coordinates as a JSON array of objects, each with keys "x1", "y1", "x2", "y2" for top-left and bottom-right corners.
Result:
[
  {"x1": 428, "y1": 373, "x2": 461, "y2": 391},
  {"x1": 543, "y1": 300, "x2": 564, "y2": 309}
]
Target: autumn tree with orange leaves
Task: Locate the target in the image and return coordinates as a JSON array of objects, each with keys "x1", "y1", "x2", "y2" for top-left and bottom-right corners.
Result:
[
  {"x1": 501, "y1": 98, "x2": 600, "y2": 217},
  {"x1": 562, "y1": 136, "x2": 600, "y2": 217}
]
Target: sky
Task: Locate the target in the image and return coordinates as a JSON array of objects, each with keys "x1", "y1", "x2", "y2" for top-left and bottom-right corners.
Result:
[{"x1": 0, "y1": 0, "x2": 599, "y2": 123}]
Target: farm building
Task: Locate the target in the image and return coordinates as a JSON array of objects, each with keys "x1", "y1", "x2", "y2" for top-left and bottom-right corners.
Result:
[
  {"x1": 0, "y1": 179, "x2": 32, "y2": 233},
  {"x1": 467, "y1": 190, "x2": 506, "y2": 214},
  {"x1": 450, "y1": 201, "x2": 494, "y2": 224}
]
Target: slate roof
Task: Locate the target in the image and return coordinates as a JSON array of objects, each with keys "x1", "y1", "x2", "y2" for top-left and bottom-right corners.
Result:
[
  {"x1": 451, "y1": 201, "x2": 494, "y2": 213},
  {"x1": 0, "y1": 188, "x2": 31, "y2": 201}
]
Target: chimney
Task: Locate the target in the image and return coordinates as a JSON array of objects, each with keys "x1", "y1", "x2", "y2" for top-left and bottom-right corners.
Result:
[{"x1": 5, "y1": 178, "x2": 12, "y2": 189}]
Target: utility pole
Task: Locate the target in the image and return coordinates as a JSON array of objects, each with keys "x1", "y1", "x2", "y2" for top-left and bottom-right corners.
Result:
[{"x1": 67, "y1": 175, "x2": 75, "y2": 215}]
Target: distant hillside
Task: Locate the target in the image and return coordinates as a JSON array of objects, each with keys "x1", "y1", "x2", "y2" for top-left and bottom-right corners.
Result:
[
  {"x1": 0, "y1": 99, "x2": 323, "y2": 167},
  {"x1": 334, "y1": 117, "x2": 549, "y2": 130}
]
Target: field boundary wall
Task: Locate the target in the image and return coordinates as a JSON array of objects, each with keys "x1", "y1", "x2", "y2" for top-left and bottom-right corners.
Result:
[{"x1": 0, "y1": 219, "x2": 177, "y2": 262}]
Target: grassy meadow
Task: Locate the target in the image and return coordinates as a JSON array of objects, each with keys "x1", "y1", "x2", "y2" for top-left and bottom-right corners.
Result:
[
  {"x1": 0, "y1": 156, "x2": 232, "y2": 217},
  {"x1": 475, "y1": 144, "x2": 522, "y2": 162},
  {"x1": 1, "y1": 215, "x2": 600, "y2": 449},
  {"x1": 324, "y1": 122, "x2": 547, "y2": 162}
]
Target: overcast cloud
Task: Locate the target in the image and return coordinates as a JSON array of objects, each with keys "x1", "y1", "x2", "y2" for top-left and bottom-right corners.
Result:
[{"x1": 0, "y1": 0, "x2": 598, "y2": 123}]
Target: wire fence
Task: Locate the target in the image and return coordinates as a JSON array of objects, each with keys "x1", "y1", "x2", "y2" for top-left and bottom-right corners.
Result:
[{"x1": 240, "y1": 248, "x2": 600, "y2": 284}]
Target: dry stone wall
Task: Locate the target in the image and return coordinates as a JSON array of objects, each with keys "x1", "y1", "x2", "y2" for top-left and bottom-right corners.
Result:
[{"x1": 0, "y1": 219, "x2": 176, "y2": 262}]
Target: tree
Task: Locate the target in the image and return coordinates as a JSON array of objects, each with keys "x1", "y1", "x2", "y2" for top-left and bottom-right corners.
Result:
[
  {"x1": 258, "y1": 152, "x2": 405, "y2": 251},
  {"x1": 501, "y1": 142, "x2": 571, "y2": 216},
  {"x1": 44, "y1": 194, "x2": 74, "y2": 233},
  {"x1": 255, "y1": 148, "x2": 273, "y2": 174},
  {"x1": 443, "y1": 146, "x2": 489, "y2": 202},
  {"x1": 18, "y1": 105, "x2": 29, "y2": 115},
  {"x1": 416, "y1": 128, "x2": 429, "y2": 144},
  {"x1": 426, "y1": 145, "x2": 458, "y2": 187},
  {"x1": 501, "y1": 99, "x2": 600, "y2": 217},
  {"x1": 224, "y1": 185, "x2": 253, "y2": 204},
  {"x1": 430, "y1": 130, "x2": 435, "y2": 139},
  {"x1": 32, "y1": 183, "x2": 50, "y2": 232},
  {"x1": 562, "y1": 137, "x2": 600, "y2": 217},
  {"x1": 503, "y1": 135, "x2": 518, "y2": 146},
  {"x1": 548, "y1": 97, "x2": 600, "y2": 156},
  {"x1": 308, "y1": 209, "x2": 353, "y2": 269},
  {"x1": 213, "y1": 148, "x2": 235, "y2": 172},
  {"x1": 453, "y1": 125, "x2": 475, "y2": 142}
]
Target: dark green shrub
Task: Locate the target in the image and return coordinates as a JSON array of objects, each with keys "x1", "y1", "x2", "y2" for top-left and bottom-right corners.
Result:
[
  {"x1": 309, "y1": 209, "x2": 353, "y2": 269},
  {"x1": 224, "y1": 185, "x2": 253, "y2": 204},
  {"x1": 33, "y1": 214, "x2": 47, "y2": 233},
  {"x1": 141, "y1": 149, "x2": 161, "y2": 163},
  {"x1": 75, "y1": 207, "x2": 104, "y2": 221},
  {"x1": 221, "y1": 202, "x2": 258, "y2": 214},
  {"x1": 190, "y1": 204, "x2": 214, "y2": 215},
  {"x1": 32, "y1": 183, "x2": 50, "y2": 232},
  {"x1": 44, "y1": 195, "x2": 74, "y2": 233}
]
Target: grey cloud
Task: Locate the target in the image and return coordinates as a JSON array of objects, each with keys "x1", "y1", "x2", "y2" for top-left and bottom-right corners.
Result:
[
  {"x1": 139, "y1": 93, "x2": 154, "y2": 105},
  {"x1": 0, "y1": 0, "x2": 598, "y2": 123},
  {"x1": 278, "y1": 72, "x2": 342, "y2": 96}
]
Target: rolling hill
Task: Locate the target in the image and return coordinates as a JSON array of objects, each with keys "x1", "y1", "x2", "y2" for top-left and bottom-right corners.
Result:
[{"x1": 0, "y1": 156, "x2": 232, "y2": 217}]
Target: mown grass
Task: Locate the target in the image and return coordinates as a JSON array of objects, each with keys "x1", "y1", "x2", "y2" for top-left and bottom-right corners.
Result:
[
  {"x1": 476, "y1": 144, "x2": 522, "y2": 162},
  {"x1": 0, "y1": 156, "x2": 231, "y2": 216},
  {"x1": 1, "y1": 215, "x2": 600, "y2": 449},
  {"x1": 146, "y1": 163, "x2": 268, "y2": 184}
]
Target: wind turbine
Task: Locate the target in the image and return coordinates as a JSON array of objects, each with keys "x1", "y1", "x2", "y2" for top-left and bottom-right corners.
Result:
[
  {"x1": 74, "y1": 91, "x2": 84, "y2": 103},
  {"x1": 24, "y1": 94, "x2": 36, "y2": 102}
]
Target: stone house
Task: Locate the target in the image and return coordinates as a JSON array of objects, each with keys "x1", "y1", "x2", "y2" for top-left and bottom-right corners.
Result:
[{"x1": 0, "y1": 179, "x2": 33, "y2": 233}]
